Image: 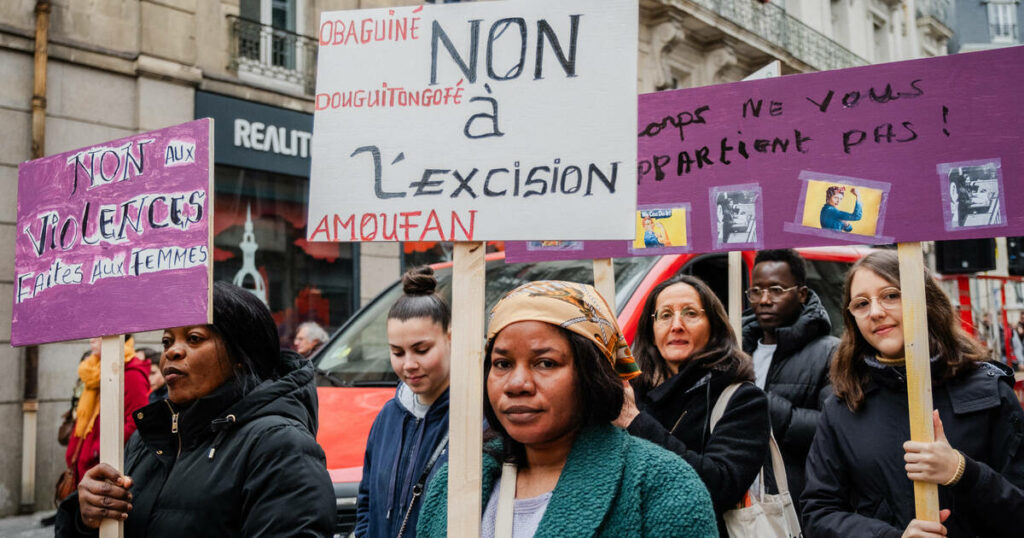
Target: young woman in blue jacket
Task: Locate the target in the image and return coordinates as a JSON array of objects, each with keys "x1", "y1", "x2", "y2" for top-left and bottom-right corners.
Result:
[{"x1": 356, "y1": 267, "x2": 451, "y2": 538}]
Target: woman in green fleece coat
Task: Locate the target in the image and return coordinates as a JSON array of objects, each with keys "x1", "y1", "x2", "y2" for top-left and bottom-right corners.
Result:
[{"x1": 417, "y1": 280, "x2": 716, "y2": 537}]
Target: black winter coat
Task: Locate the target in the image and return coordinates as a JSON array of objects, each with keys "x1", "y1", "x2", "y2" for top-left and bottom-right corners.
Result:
[
  {"x1": 628, "y1": 359, "x2": 770, "y2": 535},
  {"x1": 802, "y1": 357, "x2": 1024, "y2": 538},
  {"x1": 741, "y1": 289, "x2": 838, "y2": 506},
  {"x1": 56, "y1": 353, "x2": 335, "y2": 537}
]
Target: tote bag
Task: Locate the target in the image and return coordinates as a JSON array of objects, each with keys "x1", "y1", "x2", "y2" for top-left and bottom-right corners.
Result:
[{"x1": 710, "y1": 383, "x2": 802, "y2": 538}]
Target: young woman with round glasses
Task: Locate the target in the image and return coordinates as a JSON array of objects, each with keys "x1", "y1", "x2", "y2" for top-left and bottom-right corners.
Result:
[
  {"x1": 614, "y1": 274, "x2": 770, "y2": 535},
  {"x1": 802, "y1": 250, "x2": 1024, "y2": 538}
]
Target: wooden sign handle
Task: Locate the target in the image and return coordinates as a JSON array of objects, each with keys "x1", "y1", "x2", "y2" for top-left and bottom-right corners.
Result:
[
  {"x1": 728, "y1": 252, "x2": 743, "y2": 337},
  {"x1": 897, "y1": 242, "x2": 940, "y2": 522},
  {"x1": 448, "y1": 242, "x2": 485, "y2": 538},
  {"x1": 593, "y1": 258, "x2": 616, "y2": 311},
  {"x1": 99, "y1": 334, "x2": 125, "y2": 538}
]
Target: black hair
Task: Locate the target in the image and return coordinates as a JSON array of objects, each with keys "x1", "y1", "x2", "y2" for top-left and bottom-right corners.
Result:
[
  {"x1": 211, "y1": 281, "x2": 283, "y2": 387},
  {"x1": 483, "y1": 328, "x2": 624, "y2": 467},
  {"x1": 632, "y1": 274, "x2": 754, "y2": 392},
  {"x1": 753, "y1": 249, "x2": 807, "y2": 286},
  {"x1": 387, "y1": 266, "x2": 451, "y2": 331}
]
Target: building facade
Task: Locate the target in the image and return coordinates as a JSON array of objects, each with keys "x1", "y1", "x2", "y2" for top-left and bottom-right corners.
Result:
[
  {"x1": 0, "y1": 0, "x2": 950, "y2": 515},
  {"x1": 947, "y1": 0, "x2": 1021, "y2": 52}
]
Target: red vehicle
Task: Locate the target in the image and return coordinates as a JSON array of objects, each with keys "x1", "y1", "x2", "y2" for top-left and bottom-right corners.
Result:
[{"x1": 312, "y1": 245, "x2": 875, "y2": 535}]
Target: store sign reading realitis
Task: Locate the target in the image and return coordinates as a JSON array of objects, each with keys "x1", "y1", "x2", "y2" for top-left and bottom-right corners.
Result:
[
  {"x1": 507, "y1": 46, "x2": 1024, "y2": 263},
  {"x1": 307, "y1": 0, "x2": 638, "y2": 242},
  {"x1": 11, "y1": 119, "x2": 213, "y2": 346}
]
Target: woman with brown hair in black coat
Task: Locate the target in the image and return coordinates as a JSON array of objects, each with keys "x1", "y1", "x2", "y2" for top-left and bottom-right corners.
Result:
[
  {"x1": 614, "y1": 274, "x2": 770, "y2": 535},
  {"x1": 802, "y1": 250, "x2": 1024, "y2": 538}
]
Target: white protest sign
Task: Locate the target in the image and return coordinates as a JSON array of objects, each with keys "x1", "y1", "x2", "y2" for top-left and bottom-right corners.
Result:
[{"x1": 308, "y1": 0, "x2": 638, "y2": 242}]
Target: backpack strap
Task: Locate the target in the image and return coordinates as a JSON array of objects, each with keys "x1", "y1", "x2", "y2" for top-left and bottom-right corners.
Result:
[
  {"x1": 709, "y1": 382, "x2": 743, "y2": 432},
  {"x1": 710, "y1": 382, "x2": 791, "y2": 495}
]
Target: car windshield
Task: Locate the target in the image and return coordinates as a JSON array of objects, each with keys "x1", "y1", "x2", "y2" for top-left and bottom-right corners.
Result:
[{"x1": 314, "y1": 256, "x2": 657, "y2": 386}]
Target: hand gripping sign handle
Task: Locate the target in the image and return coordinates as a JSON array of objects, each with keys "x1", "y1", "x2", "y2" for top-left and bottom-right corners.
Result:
[
  {"x1": 897, "y1": 242, "x2": 940, "y2": 522},
  {"x1": 99, "y1": 334, "x2": 125, "y2": 538},
  {"x1": 448, "y1": 242, "x2": 485, "y2": 538}
]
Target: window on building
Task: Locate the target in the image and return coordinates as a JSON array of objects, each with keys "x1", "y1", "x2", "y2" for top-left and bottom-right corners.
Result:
[
  {"x1": 233, "y1": 0, "x2": 314, "y2": 92},
  {"x1": 988, "y1": 1, "x2": 1019, "y2": 43},
  {"x1": 240, "y1": 0, "x2": 296, "y2": 68},
  {"x1": 870, "y1": 7, "x2": 893, "y2": 63},
  {"x1": 213, "y1": 165, "x2": 358, "y2": 348}
]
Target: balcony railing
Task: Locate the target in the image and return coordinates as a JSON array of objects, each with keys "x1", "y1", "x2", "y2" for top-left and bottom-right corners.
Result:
[
  {"x1": 689, "y1": 0, "x2": 867, "y2": 71},
  {"x1": 228, "y1": 15, "x2": 317, "y2": 94},
  {"x1": 991, "y1": 21, "x2": 1020, "y2": 42}
]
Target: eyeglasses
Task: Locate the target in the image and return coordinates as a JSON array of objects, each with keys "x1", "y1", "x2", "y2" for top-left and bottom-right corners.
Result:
[
  {"x1": 745, "y1": 285, "x2": 800, "y2": 302},
  {"x1": 652, "y1": 307, "x2": 705, "y2": 326},
  {"x1": 847, "y1": 287, "x2": 902, "y2": 318}
]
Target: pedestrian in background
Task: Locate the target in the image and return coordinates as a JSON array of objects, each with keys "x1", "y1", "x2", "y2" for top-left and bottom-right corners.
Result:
[
  {"x1": 357, "y1": 267, "x2": 451, "y2": 538},
  {"x1": 294, "y1": 321, "x2": 328, "y2": 358},
  {"x1": 57, "y1": 350, "x2": 92, "y2": 448},
  {"x1": 1011, "y1": 312, "x2": 1024, "y2": 370},
  {"x1": 802, "y1": 250, "x2": 1024, "y2": 537},
  {"x1": 137, "y1": 348, "x2": 167, "y2": 404},
  {"x1": 616, "y1": 274, "x2": 769, "y2": 536},
  {"x1": 741, "y1": 249, "x2": 838, "y2": 514},
  {"x1": 417, "y1": 281, "x2": 717, "y2": 537},
  {"x1": 62, "y1": 335, "x2": 149, "y2": 493}
]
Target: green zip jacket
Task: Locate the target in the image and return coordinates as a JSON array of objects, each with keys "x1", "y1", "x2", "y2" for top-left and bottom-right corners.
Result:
[{"x1": 416, "y1": 424, "x2": 717, "y2": 537}]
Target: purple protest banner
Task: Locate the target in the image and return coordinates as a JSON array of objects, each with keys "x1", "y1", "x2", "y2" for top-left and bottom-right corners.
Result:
[
  {"x1": 11, "y1": 119, "x2": 213, "y2": 347},
  {"x1": 507, "y1": 46, "x2": 1024, "y2": 263}
]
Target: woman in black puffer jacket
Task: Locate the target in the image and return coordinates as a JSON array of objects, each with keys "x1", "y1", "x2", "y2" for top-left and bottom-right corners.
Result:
[
  {"x1": 615, "y1": 274, "x2": 770, "y2": 536},
  {"x1": 56, "y1": 282, "x2": 334, "y2": 537},
  {"x1": 802, "y1": 250, "x2": 1024, "y2": 538}
]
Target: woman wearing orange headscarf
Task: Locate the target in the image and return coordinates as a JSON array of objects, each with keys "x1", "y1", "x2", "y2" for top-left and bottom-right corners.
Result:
[{"x1": 63, "y1": 335, "x2": 151, "y2": 490}]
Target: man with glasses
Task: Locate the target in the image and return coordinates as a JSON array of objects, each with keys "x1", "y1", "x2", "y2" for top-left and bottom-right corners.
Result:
[{"x1": 740, "y1": 249, "x2": 838, "y2": 514}]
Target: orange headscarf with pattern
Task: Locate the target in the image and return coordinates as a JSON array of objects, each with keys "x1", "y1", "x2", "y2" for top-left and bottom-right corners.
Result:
[{"x1": 486, "y1": 281, "x2": 640, "y2": 380}]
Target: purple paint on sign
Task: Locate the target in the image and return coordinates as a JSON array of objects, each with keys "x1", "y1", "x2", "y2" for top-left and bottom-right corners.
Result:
[
  {"x1": 507, "y1": 46, "x2": 1024, "y2": 263},
  {"x1": 11, "y1": 119, "x2": 214, "y2": 347}
]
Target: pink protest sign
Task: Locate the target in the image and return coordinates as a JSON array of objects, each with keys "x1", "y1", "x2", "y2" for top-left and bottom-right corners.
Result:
[
  {"x1": 11, "y1": 119, "x2": 213, "y2": 347},
  {"x1": 507, "y1": 46, "x2": 1024, "y2": 263}
]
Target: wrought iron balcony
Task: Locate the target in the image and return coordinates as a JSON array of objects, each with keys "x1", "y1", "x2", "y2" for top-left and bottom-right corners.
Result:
[
  {"x1": 689, "y1": 0, "x2": 867, "y2": 71},
  {"x1": 228, "y1": 15, "x2": 317, "y2": 94}
]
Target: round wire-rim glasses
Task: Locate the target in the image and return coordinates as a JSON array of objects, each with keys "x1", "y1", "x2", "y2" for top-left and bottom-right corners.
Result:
[
  {"x1": 652, "y1": 307, "x2": 706, "y2": 326},
  {"x1": 848, "y1": 287, "x2": 902, "y2": 318},
  {"x1": 745, "y1": 285, "x2": 800, "y2": 302}
]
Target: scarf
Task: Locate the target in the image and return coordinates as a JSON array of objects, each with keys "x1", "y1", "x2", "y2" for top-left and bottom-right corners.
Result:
[
  {"x1": 74, "y1": 337, "x2": 136, "y2": 438},
  {"x1": 487, "y1": 280, "x2": 640, "y2": 380}
]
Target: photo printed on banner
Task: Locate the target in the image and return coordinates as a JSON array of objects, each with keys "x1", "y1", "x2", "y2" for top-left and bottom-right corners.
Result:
[
  {"x1": 937, "y1": 159, "x2": 1006, "y2": 231},
  {"x1": 629, "y1": 204, "x2": 691, "y2": 255},
  {"x1": 709, "y1": 184, "x2": 762, "y2": 249},
  {"x1": 526, "y1": 241, "x2": 585, "y2": 251},
  {"x1": 784, "y1": 171, "x2": 894, "y2": 244}
]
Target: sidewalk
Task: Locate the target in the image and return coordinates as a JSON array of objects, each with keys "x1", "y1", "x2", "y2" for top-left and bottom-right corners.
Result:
[{"x1": 0, "y1": 510, "x2": 57, "y2": 538}]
